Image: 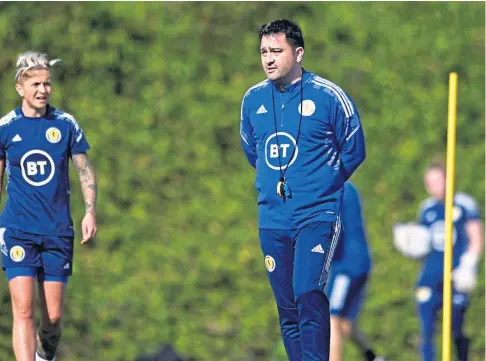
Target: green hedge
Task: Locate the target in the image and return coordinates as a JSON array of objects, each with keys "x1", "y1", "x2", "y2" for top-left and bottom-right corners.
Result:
[{"x1": 0, "y1": 2, "x2": 483, "y2": 360}]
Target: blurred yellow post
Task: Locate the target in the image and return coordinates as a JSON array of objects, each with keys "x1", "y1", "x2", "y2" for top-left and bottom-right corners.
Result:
[{"x1": 442, "y1": 72, "x2": 458, "y2": 361}]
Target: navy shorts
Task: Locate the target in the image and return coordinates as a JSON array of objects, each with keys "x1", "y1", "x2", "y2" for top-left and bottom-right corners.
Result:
[
  {"x1": 0, "y1": 228, "x2": 73, "y2": 282},
  {"x1": 325, "y1": 270, "x2": 367, "y2": 320}
]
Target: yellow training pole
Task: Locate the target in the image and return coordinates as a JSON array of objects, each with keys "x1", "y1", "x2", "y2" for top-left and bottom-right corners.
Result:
[{"x1": 442, "y1": 72, "x2": 458, "y2": 361}]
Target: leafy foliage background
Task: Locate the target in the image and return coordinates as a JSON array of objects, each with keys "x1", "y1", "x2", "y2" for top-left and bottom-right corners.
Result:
[{"x1": 0, "y1": 2, "x2": 483, "y2": 361}]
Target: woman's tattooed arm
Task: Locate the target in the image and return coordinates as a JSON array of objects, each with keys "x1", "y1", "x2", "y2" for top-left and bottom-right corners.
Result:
[{"x1": 72, "y1": 153, "x2": 97, "y2": 215}]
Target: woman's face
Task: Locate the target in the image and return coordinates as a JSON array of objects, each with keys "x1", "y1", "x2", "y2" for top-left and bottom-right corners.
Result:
[{"x1": 16, "y1": 69, "x2": 52, "y2": 111}]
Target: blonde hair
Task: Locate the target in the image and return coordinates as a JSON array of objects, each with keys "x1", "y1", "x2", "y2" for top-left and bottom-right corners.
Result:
[{"x1": 15, "y1": 51, "x2": 61, "y2": 82}]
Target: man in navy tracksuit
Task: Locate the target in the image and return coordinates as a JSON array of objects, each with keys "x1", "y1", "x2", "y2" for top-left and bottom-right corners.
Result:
[{"x1": 240, "y1": 19, "x2": 366, "y2": 361}]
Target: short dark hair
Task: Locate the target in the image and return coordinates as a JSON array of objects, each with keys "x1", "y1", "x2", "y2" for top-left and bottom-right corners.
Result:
[
  {"x1": 426, "y1": 155, "x2": 446, "y2": 174},
  {"x1": 258, "y1": 19, "x2": 305, "y2": 49}
]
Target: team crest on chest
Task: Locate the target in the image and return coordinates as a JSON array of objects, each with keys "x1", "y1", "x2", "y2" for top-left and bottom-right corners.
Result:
[
  {"x1": 452, "y1": 206, "x2": 462, "y2": 222},
  {"x1": 298, "y1": 100, "x2": 316, "y2": 116},
  {"x1": 425, "y1": 210, "x2": 436, "y2": 223},
  {"x1": 46, "y1": 127, "x2": 61, "y2": 143}
]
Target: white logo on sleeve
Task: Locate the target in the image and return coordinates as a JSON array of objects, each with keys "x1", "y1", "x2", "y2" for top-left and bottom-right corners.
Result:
[
  {"x1": 265, "y1": 132, "x2": 298, "y2": 170},
  {"x1": 12, "y1": 134, "x2": 22, "y2": 142},
  {"x1": 20, "y1": 150, "x2": 55, "y2": 186}
]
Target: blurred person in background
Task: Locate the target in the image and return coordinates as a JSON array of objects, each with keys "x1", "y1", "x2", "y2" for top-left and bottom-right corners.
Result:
[
  {"x1": 0, "y1": 51, "x2": 97, "y2": 361},
  {"x1": 325, "y1": 182, "x2": 387, "y2": 361},
  {"x1": 240, "y1": 19, "x2": 366, "y2": 361},
  {"x1": 393, "y1": 160, "x2": 483, "y2": 361}
]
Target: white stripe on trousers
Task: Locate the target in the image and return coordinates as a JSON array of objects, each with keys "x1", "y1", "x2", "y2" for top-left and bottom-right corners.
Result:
[{"x1": 319, "y1": 215, "x2": 342, "y2": 284}]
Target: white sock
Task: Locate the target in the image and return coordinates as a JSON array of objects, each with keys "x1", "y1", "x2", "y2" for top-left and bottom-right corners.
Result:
[{"x1": 36, "y1": 353, "x2": 55, "y2": 361}]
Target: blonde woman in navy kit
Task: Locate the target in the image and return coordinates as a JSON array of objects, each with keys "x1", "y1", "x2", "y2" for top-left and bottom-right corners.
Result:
[{"x1": 0, "y1": 51, "x2": 97, "y2": 361}]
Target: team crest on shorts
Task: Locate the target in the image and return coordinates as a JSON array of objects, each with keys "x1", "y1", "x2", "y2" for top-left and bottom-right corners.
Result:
[
  {"x1": 46, "y1": 127, "x2": 61, "y2": 143},
  {"x1": 264, "y1": 255, "x2": 276, "y2": 272},
  {"x1": 10, "y1": 245, "x2": 25, "y2": 262},
  {"x1": 415, "y1": 287, "x2": 432, "y2": 303},
  {"x1": 452, "y1": 294, "x2": 466, "y2": 305}
]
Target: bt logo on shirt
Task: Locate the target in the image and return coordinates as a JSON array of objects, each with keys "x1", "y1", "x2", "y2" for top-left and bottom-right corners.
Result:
[
  {"x1": 265, "y1": 132, "x2": 298, "y2": 170},
  {"x1": 430, "y1": 220, "x2": 458, "y2": 251},
  {"x1": 20, "y1": 149, "x2": 55, "y2": 186}
]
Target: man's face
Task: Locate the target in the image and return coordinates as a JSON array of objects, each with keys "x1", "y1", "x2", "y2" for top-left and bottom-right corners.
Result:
[
  {"x1": 260, "y1": 32, "x2": 302, "y2": 83},
  {"x1": 16, "y1": 69, "x2": 52, "y2": 111},
  {"x1": 424, "y1": 168, "x2": 446, "y2": 200}
]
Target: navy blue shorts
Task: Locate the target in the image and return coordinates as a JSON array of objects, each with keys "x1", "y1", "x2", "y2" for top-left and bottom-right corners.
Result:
[
  {"x1": 325, "y1": 271, "x2": 367, "y2": 320},
  {"x1": 0, "y1": 228, "x2": 73, "y2": 282}
]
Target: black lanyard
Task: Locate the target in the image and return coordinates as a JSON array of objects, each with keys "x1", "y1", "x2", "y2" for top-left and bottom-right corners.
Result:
[{"x1": 271, "y1": 77, "x2": 303, "y2": 184}]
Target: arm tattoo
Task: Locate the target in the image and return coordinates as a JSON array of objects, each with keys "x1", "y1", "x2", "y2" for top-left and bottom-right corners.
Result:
[
  {"x1": 72, "y1": 153, "x2": 97, "y2": 215},
  {"x1": 0, "y1": 159, "x2": 5, "y2": 204}
]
